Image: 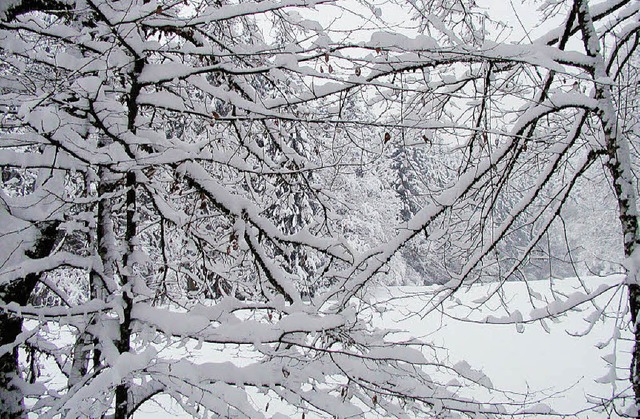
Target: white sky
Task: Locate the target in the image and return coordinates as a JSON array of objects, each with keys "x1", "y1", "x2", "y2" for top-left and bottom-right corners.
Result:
[{"x1": 294, "y1": 0, "x2": 570, "y2": 47}]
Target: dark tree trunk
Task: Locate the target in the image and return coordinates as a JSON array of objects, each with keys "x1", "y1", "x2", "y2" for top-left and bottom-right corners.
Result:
[
  {"x1": 0, "y1": 312, "x2": 28, "y2": 419},
  {"x1": 114, "y1": 52, "x2": 144, "y2": 418},
  {"x1": 114, "y1": 172, "x2": 136, "y2": 419}
]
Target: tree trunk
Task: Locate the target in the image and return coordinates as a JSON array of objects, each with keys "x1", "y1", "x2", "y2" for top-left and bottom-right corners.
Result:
[
  {"x1": 574, "y1": 0, "x2": 640, "y2": 410},
  {"x1": 0, "y1": 312, "x2": 27, "y2": 419},
  {"x1": 113, "y1": 46, "x2": 144, "y2": 417},
  {"x1": 0, "y1": 222, "x2": 58, "y2": 418},
  {"x1": 604, "y1": 123, "x2": 640, "y2": 410},
  {"x1": 114, "y1": 171, "x2": 136, "y2": 419},
  {"x1": 69, "y1": 170, "x2": 114, "y2": 387}
]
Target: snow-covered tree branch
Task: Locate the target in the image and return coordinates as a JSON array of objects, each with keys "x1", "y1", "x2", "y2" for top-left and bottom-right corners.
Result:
[{"x1": 1, "y1": 0, "x2": 639, "y2": 417}]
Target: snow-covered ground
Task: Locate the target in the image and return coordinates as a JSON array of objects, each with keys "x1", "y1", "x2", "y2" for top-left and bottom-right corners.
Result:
[
  {"x1": 128, "y1": 275, "x2": 632, "y2": 417},
  {"x1": 371, "y1": 275, "x2": 632, "y2": 417}
]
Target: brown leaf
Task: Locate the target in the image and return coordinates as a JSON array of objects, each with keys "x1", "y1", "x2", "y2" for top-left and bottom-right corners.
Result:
[
  {"x1": 375, "y1": 47, "x2": 381, "y2": 54},
  {"x1": 324, "y1": 52, "x2": 329, "y2": 62},
  {"x1": 155, "y1": 5, "x2": 163, "y2": 14},
  {"x1": 328, "y1": 65, "x2": 333, "y2": 74},
  {"x1": 384, "y1": 132, "x2": 391, "y2": 143},
  {"x1": 212, "y1": 111, "x2": 220, "y2": 120},
  {"x1": 355, "y1": 66, "x2": 361, "y2": 76}
]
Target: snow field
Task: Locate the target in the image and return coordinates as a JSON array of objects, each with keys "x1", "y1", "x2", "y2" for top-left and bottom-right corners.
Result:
[{"x1": 129, "y1": 276, "x2": 633, "y2": 417}]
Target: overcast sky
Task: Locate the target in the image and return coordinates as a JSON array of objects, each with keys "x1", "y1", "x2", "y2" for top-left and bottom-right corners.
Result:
[{"x1": 295, "y1": 0, "x2": 567, "y2": 46}]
